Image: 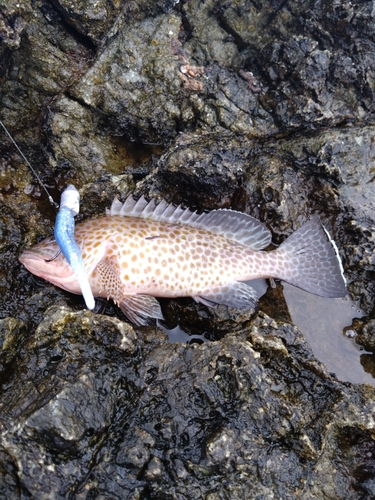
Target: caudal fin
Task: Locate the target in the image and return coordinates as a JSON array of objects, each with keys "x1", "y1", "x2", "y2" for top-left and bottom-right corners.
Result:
[{"x1": 275, "y1": 216, "x2": 347, "y2": 298}]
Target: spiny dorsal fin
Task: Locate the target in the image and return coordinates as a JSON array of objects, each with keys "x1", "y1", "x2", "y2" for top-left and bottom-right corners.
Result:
[{"x1": 106, "y1": 195, "x2": 272, "y2": 250}]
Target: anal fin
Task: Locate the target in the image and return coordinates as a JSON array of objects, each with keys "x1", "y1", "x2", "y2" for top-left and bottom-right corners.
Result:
[{"x1": 194, "y1": 281, "x2": 258, "y2": 309}]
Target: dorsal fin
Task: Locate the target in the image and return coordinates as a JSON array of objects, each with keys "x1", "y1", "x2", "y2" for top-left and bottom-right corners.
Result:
[{"x1": 106, "y1": 195, "x2": 272, "y2": 250}]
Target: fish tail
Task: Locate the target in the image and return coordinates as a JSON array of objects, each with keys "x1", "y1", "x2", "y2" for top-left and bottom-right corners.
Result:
[{"x1": 274, "y1": 216, "x2": 347, "y2": 298}]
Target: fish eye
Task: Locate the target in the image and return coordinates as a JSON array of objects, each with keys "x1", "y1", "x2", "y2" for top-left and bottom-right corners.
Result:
[{"x1": 44, "y1": 249, "x2": 62, "y2": 262}]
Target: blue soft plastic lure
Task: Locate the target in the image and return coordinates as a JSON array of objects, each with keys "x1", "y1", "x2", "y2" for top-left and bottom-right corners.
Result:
[{"x1": 54, "y1": 185, "x2": 95, "y2": 310}]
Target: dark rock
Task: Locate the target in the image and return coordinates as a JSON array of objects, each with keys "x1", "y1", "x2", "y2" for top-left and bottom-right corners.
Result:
[
  {"x1": 136, "y1": 130, "x2": 250, "y2": 208},
  {"x1": 160, "y1": 295, "x2": 256, "y2": 340},
  {"x1": 0, "y1": 317, "x2": 26, "y2": 373},
  {"x1": 1, "y1": 308, "x2": 375, "y2": 498},
  {"x1": 353, "y1": 318, "x2": 375, "y2": 352},
  {"x1": 47, "y1": 0, "x2": 121, "y2": 45},
  {"x1": 0, "y1": 2, "x2": 94, "y2": 144}
]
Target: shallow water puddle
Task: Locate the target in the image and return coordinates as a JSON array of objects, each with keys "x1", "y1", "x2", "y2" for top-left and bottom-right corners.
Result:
[
  {"x1": 161, "y1": 323, "x2": 206, "y2": 345},
  {"x1": 163, "y1": 280, "x2": 373, "y2": 386},
  {"x1": 282, "y1": 283, "x2": 371, "y2": 385}
]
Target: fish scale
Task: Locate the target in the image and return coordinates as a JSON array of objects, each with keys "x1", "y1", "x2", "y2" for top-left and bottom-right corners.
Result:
[
  {"x1": 81, "y1": 217, "x2": 272, "y2": 296},
  {"x1": 19, "y1": 195, "x2": 347, "y2": 325}
]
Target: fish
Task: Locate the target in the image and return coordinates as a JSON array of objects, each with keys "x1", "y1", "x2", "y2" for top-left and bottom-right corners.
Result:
[
  {"x1": 19, "y1": 195, "x2": 347, "y2": 325},
  {"x1": 54, "y1": 185, "x2": 95, "y2": 310}
]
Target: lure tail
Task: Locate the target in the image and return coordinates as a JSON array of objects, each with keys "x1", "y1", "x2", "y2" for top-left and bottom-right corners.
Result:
[{"x1": 274, "y1": 216, "x2": 347, "y2": 298}]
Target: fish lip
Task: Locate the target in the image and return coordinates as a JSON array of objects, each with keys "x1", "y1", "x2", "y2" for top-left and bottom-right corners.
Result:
[
  {"x1": 19, "y1": 249, "x2": 58, "y2": 264},
  {"x1": 19, "y1": 250, "x2": 78, "y2": 289},
  {"x1": 19, "y1": 250, "x2": 69, "y2": 275},
  {"x1": 18, "y1": 251, "x2": 48, "y2": 276},
  {"x1": 19, "y1": 249, "x2": 41, "y2": 265}
]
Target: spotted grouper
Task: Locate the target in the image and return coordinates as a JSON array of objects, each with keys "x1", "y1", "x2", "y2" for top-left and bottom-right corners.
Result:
[{"x1": 19, "y1": 195, "x2": 347, "y2": 325}]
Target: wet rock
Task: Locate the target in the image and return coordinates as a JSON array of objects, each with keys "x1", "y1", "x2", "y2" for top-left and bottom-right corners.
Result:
[
  {"x1": 0, "y1": 317, "x2": 26, "y2": 371},
  {"x1": 49, "y1": 0, "x2": 181, "y2": 45},
  {"x1": 45, "y1": 97, "x2": 131, "y2": 184},
  {"x1": 183, "y1": 0, "x2": 241, "y2": 68},
  {"x1": 0, "y1": 1, "x2": 93, "y2": 144},
  {"x1": 116, "y1": 427, "x2": 155, "y2": 470},
  {"x1": 136, "y1": 130, "x2": 249, "y2": 208},
  {"x1": 48, "y1": 0, "x2": 121, "y2": 44},
  {"x1": 0, "y1": 1, "x2": 31, "y2": 53},
  {"x1": 185, "y1": 0, "x2": 374, "y2": 133},
  {"x1": 55, "y1": 7, "x2": 276, "y2": 164},
  {"x1": 160, "y1": 295, "x2": 256, "y2": 340},
  {"x1": 1, "y1": 0, "x2": 375, "y2": 498},
  {"x1": 1, "y1": 308, "x2": 375, "y2": 498},
  {"x1": 69, "y1": 13, "x2": 190, "y2": 143},
  {"x1": 0, "y1": 307, "x2": 137, "y2": 497},
  {"x1": 354, "y1": 318, "x2": 375, "y2": 352}
]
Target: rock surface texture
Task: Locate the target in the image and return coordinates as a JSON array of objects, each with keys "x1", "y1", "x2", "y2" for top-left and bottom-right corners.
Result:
[{"x1": 1, "y1": 0, "x2": 375, "y2": 498}]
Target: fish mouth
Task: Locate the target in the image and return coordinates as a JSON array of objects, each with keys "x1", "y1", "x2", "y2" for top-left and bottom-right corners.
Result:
[
  {"x1": 19, "y1": 248, "x2": 55, "y2": 266},
  {"x1": 19, "y1": 249, "x2": 45, "y2": 269},
  {"x1": 19, "y1": 249, "x2": 74, "y2": 283},
  {"x1": 19, "y1": 252, "x2": 49, "y2": 280}
]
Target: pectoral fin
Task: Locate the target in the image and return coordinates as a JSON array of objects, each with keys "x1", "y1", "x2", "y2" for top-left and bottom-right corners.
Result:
[
  {"x1": 194, "y1": 281, "x2": 258, "y2": 309},
  {"x1": 96, "y1": 258, "x2": 164, "y2": 325},
  {"x1": 119, "y1": 295, "x2": 164, "y2": 326}
]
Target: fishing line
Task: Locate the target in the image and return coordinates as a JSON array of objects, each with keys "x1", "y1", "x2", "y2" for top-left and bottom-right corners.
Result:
[
  {"x1": 0, "y1": 118, "x2": 59, "y2": 208},
  {"x1": 2, "y1": 119, "x2": 95, "y2": 309}
]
